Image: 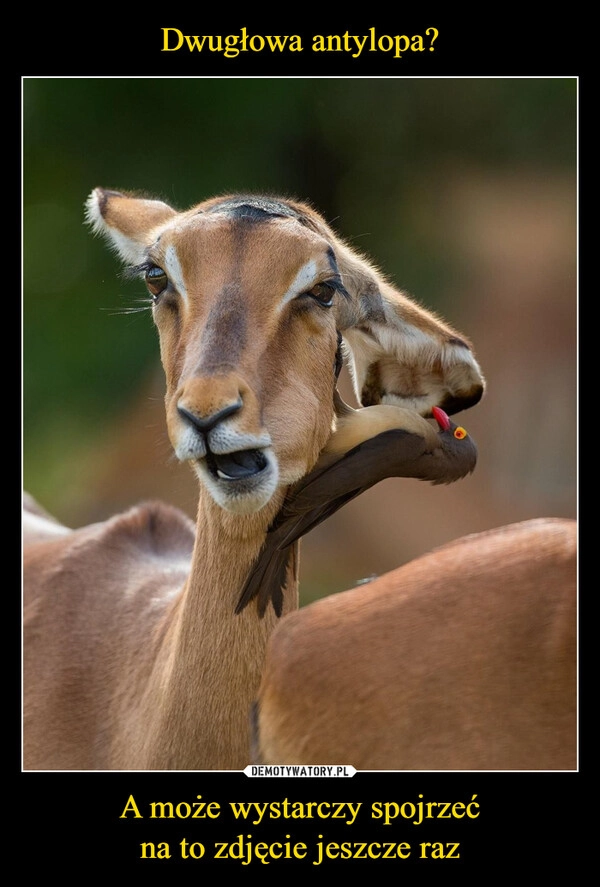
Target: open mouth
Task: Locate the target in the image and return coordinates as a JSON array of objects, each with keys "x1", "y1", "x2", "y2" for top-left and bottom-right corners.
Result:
[
  {"x1": 204, "y1": 447, "x2": 269, "y2": 481},
  {"x1": 196, "y1": 442, "x2": 278, "y2": 513}
]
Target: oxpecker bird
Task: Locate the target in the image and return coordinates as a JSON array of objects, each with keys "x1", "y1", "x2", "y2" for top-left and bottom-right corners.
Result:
[{"x1": 237, "y1": 397, "x2": 478, "y2": 617}]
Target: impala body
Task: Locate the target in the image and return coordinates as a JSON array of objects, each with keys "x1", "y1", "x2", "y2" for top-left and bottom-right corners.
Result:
[
  {"x1": 25, "y1": 187, "x2": 572, "y2": 773},
  {"x1": 253, "y1": 517, "x2": 576, "y2": 770}
]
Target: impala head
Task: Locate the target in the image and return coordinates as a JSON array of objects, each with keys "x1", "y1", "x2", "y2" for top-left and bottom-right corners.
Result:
[{"x1": 86, "y1": 189, "x2": 484, "y2": 515}]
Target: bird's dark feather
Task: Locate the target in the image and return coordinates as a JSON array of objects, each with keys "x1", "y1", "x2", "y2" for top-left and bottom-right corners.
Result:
[{"x1": 237, "y1": 419, "x2": 477, "y2": 617}]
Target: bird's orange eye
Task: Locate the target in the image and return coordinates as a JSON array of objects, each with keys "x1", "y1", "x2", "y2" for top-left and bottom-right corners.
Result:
[{"x1": 454, "y1": 427, "x2": 468, "y2": 440}]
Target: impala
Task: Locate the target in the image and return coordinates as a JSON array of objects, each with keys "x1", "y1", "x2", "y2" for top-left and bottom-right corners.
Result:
[{"x1": 23, "y1": 187, "x2": 487, "y2": 770}]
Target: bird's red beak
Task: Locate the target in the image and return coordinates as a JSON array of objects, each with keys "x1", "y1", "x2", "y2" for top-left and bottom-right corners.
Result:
[{"x1": 432, "y1": 406, "x2": 451, "y2": 431}]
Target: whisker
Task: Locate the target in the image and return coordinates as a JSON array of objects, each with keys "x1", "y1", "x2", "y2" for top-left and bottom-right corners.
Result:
[{"x1": 99, "y1": 298, "x2": 153, "y2": 316}]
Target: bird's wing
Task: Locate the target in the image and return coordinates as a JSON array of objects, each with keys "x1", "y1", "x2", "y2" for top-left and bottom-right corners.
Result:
[
  {"x1": 276, "y1": 428, "x2": 429, "y2": 544},
  {"x1": 236, "y1": 429, "x2": 427, "y2": 615},
  {"x1": 237, "y1": 407, "x2": 477, "y2": 617}
]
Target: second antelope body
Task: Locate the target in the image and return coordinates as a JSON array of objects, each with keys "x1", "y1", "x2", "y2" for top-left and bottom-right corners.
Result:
[{"x1": 23, "y1": 189, "x2": 575, "y2": 771}]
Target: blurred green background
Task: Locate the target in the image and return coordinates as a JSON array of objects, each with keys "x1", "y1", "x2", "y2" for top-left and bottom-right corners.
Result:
[{"x1": 23, "y1": 77, "x2": 577, "y2": 602}]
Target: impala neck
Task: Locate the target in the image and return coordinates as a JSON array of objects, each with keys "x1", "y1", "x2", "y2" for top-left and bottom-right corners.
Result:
[{"x1": 145, "y1": 486, "x2": 298, "y2": 770}]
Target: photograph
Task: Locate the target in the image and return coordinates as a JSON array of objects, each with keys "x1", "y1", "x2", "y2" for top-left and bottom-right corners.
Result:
[{"x1": 22, "y1": 73, "x2": 578, "y2": 867}]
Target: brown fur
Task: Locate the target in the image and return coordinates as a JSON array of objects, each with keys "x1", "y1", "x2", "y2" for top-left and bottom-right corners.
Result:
[{"x1": 255, "y1": 518, "x2": 577, "y2": 770}]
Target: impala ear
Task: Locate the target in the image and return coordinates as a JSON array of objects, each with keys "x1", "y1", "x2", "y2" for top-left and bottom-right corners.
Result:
[
  {"x1": 85, "y1": 188, "x2": 177, "y2": 265},
  {"x1": 332, "y1": 238, "x2": 485, "y2": 417}
]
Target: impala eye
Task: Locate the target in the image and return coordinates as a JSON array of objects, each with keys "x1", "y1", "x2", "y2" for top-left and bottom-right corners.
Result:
[
  {"x1": 305, "y1": 282, "x2": 334, "y2": 308},
  {"x1": 145, "y1": 265, "x2": 168, "y2": 299}
]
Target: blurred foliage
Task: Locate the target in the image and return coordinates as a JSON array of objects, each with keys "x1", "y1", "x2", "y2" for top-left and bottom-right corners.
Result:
[{"x1": 23, "y1": 77, "x2": 576, "y2": 511}]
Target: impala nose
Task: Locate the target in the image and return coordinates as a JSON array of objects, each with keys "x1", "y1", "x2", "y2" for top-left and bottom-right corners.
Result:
[
  {"x1": 171, "y1": 375, "x2": 270, "y2": 467},
  {"x1": 177, "y1": 400, "x2": 242, "y2": 436},
  {"x1": 176, "y1": 396, "x2": 271, "y2": 482}
]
